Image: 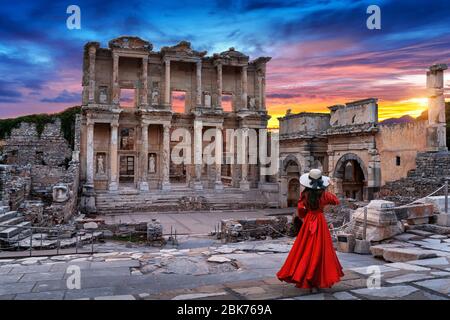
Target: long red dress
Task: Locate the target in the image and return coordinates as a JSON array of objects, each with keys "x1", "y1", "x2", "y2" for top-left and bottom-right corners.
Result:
[{"x1": 277, "y1": 191, "x2": 344, "y2": 289}]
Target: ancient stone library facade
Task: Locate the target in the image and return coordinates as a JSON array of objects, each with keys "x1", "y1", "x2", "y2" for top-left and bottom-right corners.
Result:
[
  {"x1": 278, "y1": 64, "x2": 448, "y2": 207},
  {"x1": 79, "y1": 36, "x2": 277, "y2": 213}
]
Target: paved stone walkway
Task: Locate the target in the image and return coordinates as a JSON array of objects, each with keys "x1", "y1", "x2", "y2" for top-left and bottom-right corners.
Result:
[
  {"x1": 101, "y1": 208, "x2": 294, "y2": 235},
  {"x1": 1, "y1": 235, "x2": 450, "y2": 300}
]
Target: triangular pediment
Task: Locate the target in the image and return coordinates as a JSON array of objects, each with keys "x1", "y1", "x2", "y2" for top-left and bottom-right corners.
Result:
[{"x1": 108, "y1": 36, "x2": 153, "y2": 51}]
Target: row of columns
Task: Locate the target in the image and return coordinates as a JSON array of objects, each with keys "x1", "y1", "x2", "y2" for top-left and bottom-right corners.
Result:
[{"x1": 88, "y1": 50, "x2": 265, "y2": 110}]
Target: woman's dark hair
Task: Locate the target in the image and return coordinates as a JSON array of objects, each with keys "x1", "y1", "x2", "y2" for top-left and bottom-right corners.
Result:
[{"x1": 300, "y1": 187, "x2": 324, "y2": 211}]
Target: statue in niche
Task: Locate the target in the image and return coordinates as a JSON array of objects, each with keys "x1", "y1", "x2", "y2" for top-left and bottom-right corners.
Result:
[
  {"x1": 52, "y1": 183, "x2": 69, "y2": 203},
  {"x1": 151, "y1": 90, "x2": 159, "y2": 105},
  {"x1": 148, "y1": 153, "x2": 156, "y2": 173},
  {"x1": 248, "y1": 97, "x2": 256, "y2": 110},
  {"x1": 97, "y1": 154, "x2": 105, "y2": 174},
  {"x1": 99, "y1": 86, "x2": 108, "y2": 104},
  {"x1": 204, "y1": 92, "x2": 211, "y2": 108}
]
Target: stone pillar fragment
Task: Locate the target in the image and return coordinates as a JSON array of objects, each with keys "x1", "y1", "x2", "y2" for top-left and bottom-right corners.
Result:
[
  {"x1": 162, "y1": 124, "x2": 171, "y2": 190},
  {"x1": 427, "y1": 63, "x2": 448, "y2": 151},
  {"x1": 193, "y1": 120, "x2": 203, "y2": 190},
  {"x1": 112, "y1": 53, "x2": 120, "y2": 105},
  {"x1": 109, "y1": 121, "x2": 119, "y2": 191},
  {"x1": 139, "y1": 123, "x2": 149, "y2": 191},
  {"x1": 88, "y1": 46, "x2": 96, "y2": 103},
  {"x1": 164, "y1": 59, "x2": 171, "y2": 106}
]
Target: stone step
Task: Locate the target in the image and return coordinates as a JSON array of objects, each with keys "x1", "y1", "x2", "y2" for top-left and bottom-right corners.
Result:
[
  {"x1": 0, "y1": 221, "x2": 32, "y2": 239},
  {"x1": 0, "y1": 228, "x2": 33, "y2": 245},
  {"x1": 0, "y1": 216, "x2": 25, "y2": 227},
  {"x1": 0, "y1": 206, "x2": 11, "y2": 215},
  {"x1": 0, "y1": 211, "x2": 18, "y2": 223}
]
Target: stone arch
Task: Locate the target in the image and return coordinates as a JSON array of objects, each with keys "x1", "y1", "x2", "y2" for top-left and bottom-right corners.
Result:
[
  {"x1": 333, "y1": 153, "x2": 368, "y2": 201},
  {"x1": 282, "y1": 154, "x2": 301, "y2": 175}
]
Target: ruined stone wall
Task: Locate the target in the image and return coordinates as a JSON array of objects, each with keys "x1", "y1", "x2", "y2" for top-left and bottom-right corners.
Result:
[
  {"x1": 279, "y1": 113, "x2": 330, "y2": 136},
  {"x1": 3, "y1": 120, "x2": 72, "y2": 166},
  {"x1": 329, "y1": 98, "x2": 378, "y2": 127},
  {"x1": 0, "y1": 165, "x2": 31, "y2": 210},
  {"x1": 376, "y1": 120, "x2": 428, "y2": 185},
  {"x1": 380, "y1": 152, "x2": 450, "y2": 205}
]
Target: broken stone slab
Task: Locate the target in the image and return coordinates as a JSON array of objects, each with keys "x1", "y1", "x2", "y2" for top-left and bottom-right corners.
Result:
[
  {"x1": 207, "y1": 256, "x2": 232, "y2": 264},
  {"x1": 406, "y1": 229, "x2": 434, "y2": 237},
  {"x1": 354, "y1": 239, "x2": 371, "y2": 254},
  {"x1": 385, "y1": 262, "x2": 431, "y2": 272},
  {"x1": 351, "y1": 285, "x2": 419, "y2": 299},
  {"x1": 393, "y1": 203, "x2": 435, "y2": 221},
  {"x1": 83, "y1": 222, "x2": 98, "y2": 230},
  {"x1": 393, "y1": 233, "x2": 423, "y2": 241},
  {"x1": 385, "y1": 273, "x2": 434, "y2": 284},
  {"x1": 370, "y1": 244, "x2": 405, "y2": 258},
  {"x1": 382, "y1": 248, "x2": 437, "y2": 262}
]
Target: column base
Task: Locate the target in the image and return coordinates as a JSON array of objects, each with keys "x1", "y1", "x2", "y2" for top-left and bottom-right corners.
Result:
[
  {"x1": 161, "y1": 180, "x2": 171, "y2": 191},
  {"x1": 108, "y1": 181, "x2": 118, "y2": 192},
  {"x1": 193, "y1": 181, "x2": 203, "y2": 190},
  {"x1": 81, "y1": 184, "x2": 96, "y2": 214},
  {"x1": 214, "y1": 180, "x2": 223, "y2": 190},
  {"x1": 437, "y1": 214, "x2": 450, "y2": 227},
  {"x1": 139, "y1": 181, "x2": 149, "y2": 192},
  {"x1": 240, "y1": 180, "x2": 250, "y2": 191}
]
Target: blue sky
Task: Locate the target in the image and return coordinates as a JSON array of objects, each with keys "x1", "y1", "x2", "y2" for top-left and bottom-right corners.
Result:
[{"x1": 0, "y1": 0, "x2": 449, "y2": 125}]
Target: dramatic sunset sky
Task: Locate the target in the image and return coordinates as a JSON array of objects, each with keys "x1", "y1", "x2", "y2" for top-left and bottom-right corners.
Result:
[{"x1": 0, "y1": 0, "x2": 449, "y2": 128}]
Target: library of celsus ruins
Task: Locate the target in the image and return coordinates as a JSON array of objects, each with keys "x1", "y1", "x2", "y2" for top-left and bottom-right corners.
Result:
[{"x1": 79, "y1": 36, "x2": 277, "y2": 213}]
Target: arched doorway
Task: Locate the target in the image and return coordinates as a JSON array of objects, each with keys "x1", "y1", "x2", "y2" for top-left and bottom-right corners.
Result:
[
  {"x1": 334, "y1": 153, "x2": 367, "y2": 201},
  {"x1": 287, "y1": 178, "x2": 300, "y2": 207},
  {"x1": 283, "y1": 157, "x2": 301, "y2": 207}
]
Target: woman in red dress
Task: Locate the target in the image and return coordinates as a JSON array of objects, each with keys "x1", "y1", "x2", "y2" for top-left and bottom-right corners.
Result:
[{"x1": 277, "y1": 169, "x2": 344, "y2": 292}]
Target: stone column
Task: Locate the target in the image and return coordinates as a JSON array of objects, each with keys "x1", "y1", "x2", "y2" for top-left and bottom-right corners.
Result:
[
  {"x1": 141, "y1": 56, "x2": 149, "y2": 107},
  {"x1": 88, "y1": 46, "x2": 96, "y2": 103},
  {"x1": 139, "y1": 123, "x2": 150, "y2": 191},
  {"x1": 215, "y1": 126, "x2": 223, "y2": 190},
  {"x1": 108, "y1": 121, "x2": 119, "y2": 191},
  {"x1": 240, "y1": 127, "x2": 250, "y2": 190},
  {"x1": 112, "y1": 53, "x2": 120, "y2": 105},
  {"x1": 427, "y1": 63, "x2": 448, "y2": 151},
  {"x1": 161, "y1": 124, "x2": 171, "y2": 190},
  {"x1": 241, "y1": 66, "x2": 248, "y2": 109},
  {"x1": 257, "y1": 75, "x2": 263, "y2": 110},
  {"x1": 196, "y1": 60, "x2": 202, "y2": 107},
  {"x1": 86, "y1": 117, "x2": 95, "y2": 185},
  {"x1": 193, "y1": 120, "x2": 203, "y2": 190},
  {"x1": 216, "y1": 63, "x2": 222, "y2": 108},
  {"x1": 164, "y1": 59, "x2": 171, "y2": 106}
]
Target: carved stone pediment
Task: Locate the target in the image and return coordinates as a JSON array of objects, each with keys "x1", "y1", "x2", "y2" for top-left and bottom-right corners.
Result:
[
  {"x1": 161, "y1": 41, "x2": 207, "y2": 58},
  {"x1": 219, "y1": 47, "x2": 249, "y2": 60},
  {"x1": 108, "y1": 36, "x2": 153, "y2": 51}
]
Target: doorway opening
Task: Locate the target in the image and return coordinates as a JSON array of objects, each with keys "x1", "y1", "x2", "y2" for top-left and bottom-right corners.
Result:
[{"x1": 119, "y1": 155, "x2": 135, "y2": 184}]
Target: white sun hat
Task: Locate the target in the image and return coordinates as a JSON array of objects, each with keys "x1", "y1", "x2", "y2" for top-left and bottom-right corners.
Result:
[{"x1": 299, "y1": 169, "x2": 330, "y2": 190}]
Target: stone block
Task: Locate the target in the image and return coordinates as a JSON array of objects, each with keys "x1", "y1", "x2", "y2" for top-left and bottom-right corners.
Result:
[
  {"x1": 437, "y1": 214, "x2": 450, "y2": 227},
  {"x1": 354, "y1": 239, "x2": 371, "y2": 254},
  {"x1": 336, "y1": 233, "x2": 355, "y2": 253},
  {"x1": 366, "y1": 200, "x2": 395, "y2": 210},
  {"x1": 393, "y1": 203, "x2": 434, "y2": 220},
  {"x1": 382, "y1": 248, "x2": 437, "y2": 262}
]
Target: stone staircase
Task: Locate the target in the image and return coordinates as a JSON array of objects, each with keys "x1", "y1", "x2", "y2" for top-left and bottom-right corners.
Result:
[
  {"x1": 95, "y1": 187, "x2": 268, "y2": 214},
  {"x1": 0, "y1": 205, "x2": 32, "y2": 248}
]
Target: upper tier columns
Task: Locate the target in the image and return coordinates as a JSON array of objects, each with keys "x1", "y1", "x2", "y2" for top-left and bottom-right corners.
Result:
[
  {"x1": 241, "y1": 66, "x2": 248, "y2": 109},
  {"x1": 141, "y1": 57, "x2": 149, "y2": 107},
  {"x1": 112, "y1": 53, "x2": 120, "y2": 105},
  {"x1": 88, "y1": 46, "x2": 96, "y2": 103},
  {"x1": 216, "y1": 63, "x2": 222, "y2": 108},
  {"x1": 164, "y1": 59, "x2": 171, "y2": 106},
  {"x1": 196, "y1": 61, "x2": 202, "y2": 107}
]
